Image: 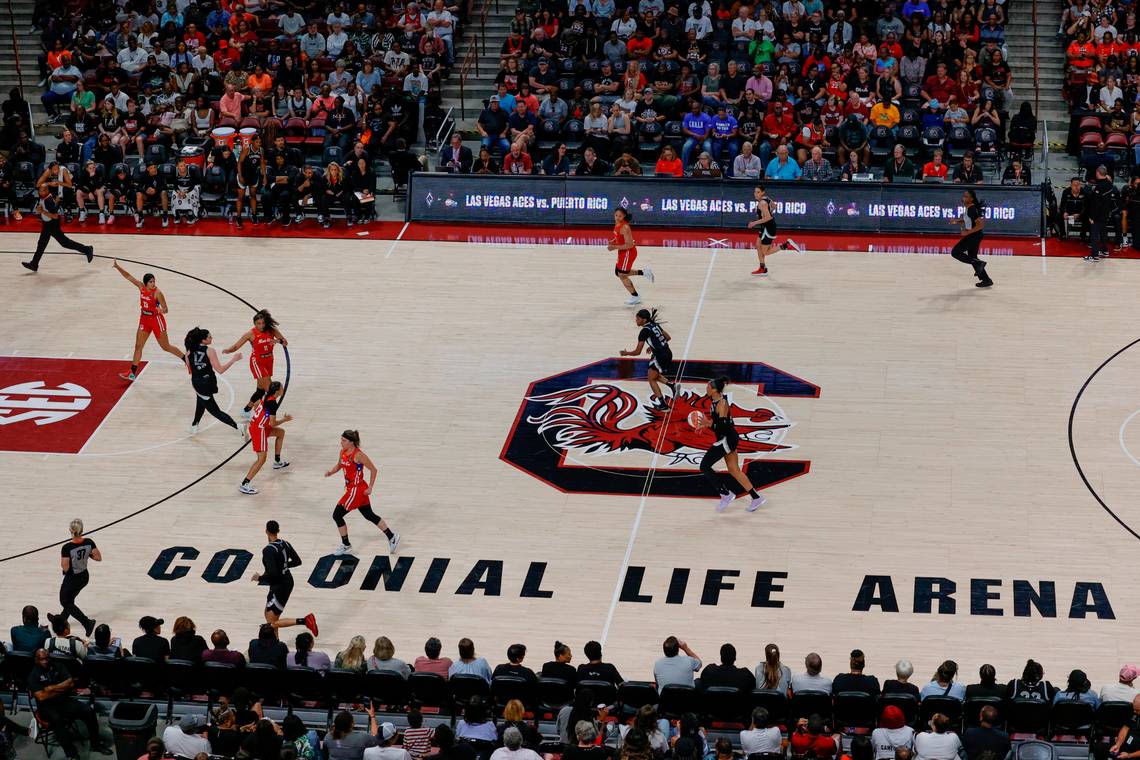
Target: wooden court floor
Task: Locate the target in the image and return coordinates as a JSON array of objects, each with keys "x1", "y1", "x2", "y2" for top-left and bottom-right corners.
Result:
[{"x1": 0, "y1": 232, "x2": 1138, "y2": 689}]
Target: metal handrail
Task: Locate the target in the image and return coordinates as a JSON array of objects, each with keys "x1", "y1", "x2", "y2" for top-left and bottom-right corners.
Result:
[
  {"x1": 433, "y1": 105, "x2": 456, "y2": 149},
  {"x1": 456, "y1": 0, "x2": 490, "y2": 120}
]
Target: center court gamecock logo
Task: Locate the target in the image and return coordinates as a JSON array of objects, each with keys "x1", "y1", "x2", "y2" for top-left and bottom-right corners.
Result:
[{"x1": 500, "y1": 358, "x2": 820, "y2": 497}]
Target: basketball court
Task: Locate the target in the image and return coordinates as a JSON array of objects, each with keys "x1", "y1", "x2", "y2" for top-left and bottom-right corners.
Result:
[{"x1": 0, "y1": 228, "x2": 1136, "y2": 688}]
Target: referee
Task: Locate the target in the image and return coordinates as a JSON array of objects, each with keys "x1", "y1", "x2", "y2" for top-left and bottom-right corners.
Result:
[
  {"x1": 59, "y1": 518, "x2": 100, "y2": 637},
  {"x1": 21, "y1": 184, "x2": 94, "y2": 272},
  {"x1": 1085, "y1": 165, "x2": 1117, "y2": 261}
]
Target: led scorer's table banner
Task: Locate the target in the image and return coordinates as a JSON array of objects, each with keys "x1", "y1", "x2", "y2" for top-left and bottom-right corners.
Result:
[{"x1": 407, "y1": 174, "x2": 1044, "y2": 237}]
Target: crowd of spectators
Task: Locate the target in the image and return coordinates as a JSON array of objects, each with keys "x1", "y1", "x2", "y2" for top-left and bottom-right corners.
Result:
[
  {"x1": 6, "y1": 604, "x2": 1140, "y2": 760},
  {"x1": 0, "y1": 0, "x2": 454, "y2": 225},
  {"x1": 454, "y1": 0, "x2": 1036, "y2": 182}
]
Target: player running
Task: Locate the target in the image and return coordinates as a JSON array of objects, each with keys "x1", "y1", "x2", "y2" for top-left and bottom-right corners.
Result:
[
  {"x1": 746, "y1": 185, "x2": 801, "y2": 276},
  {"x1": 251, "y1": 520, "x2": 319, "y2": 636},
  {"x1": 113, "y1": 260, "x2": 186, "y2": 381},
  {"x1": 619, "y1": 307, "x2": 678, "y2": 409},
  {"x1": 223, "y1": 309, "x2": 288, "y2": 421},
  {"x1": 693, "y1": 377, "x2": 766, "y2": 513},
  {"x1": 239, "y1": 381, "x2": 291, "y2": 495},
  {"x1": 184, "y1": 327, "x2": 244, "y2": 437},
  {"x1": 325, "y1": 430, "x2": 400, "y2": 556},
  {"x1": 607, "y1": 208, "x2": 654, "y2": 305}
]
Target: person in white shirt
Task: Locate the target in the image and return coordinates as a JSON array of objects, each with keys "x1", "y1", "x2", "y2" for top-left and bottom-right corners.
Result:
[
  {"x1": 791, "y1": 653, "x2": 833, "y2": 694},
  {"x1": 1100, "y1": 75, "x2": 1124, "y2": 110},
  {"x1": 327, "y1": 4, "x2": 352, "y2": 27},
  {"x1": 685, "y1": 9, "x2": 712, "y2": 38},
  {"x1": 300, "y1": 23, "x2": 327, "y2": 59},
  {"x1": 191, "y1": 46, "x2": 215, "y2": 73},
  {"x1": 913, "y1": 715, "x2": 965, "y2": 760},
  {"x1": 733, "y1": 140, "x2": 763, "y2": 178},
  {"x1": 731, "y1": 7, "x2": 756, "y2": 40},
  {"x1": 1101, "y1": 666, "x2": 1140, "y2": 703},
  {"x1": 427, "y1": 0, "x2": 454, "y2": 61},
  {"x1": 279, "y1": 9, "x2": 306, "y2": 37},
  {"x1": 162, "y1": 714, "x2": 212, "y2": 757},
  {"x1": 117, "y1": 37, "x2": 149, "y2": 73},
  {"x1": 489, "y1": 728, "x2": 542, "y2": 760},
  {"x1": 363, "y1": 723, "x2": 412, "y2": 760},
  {"x1": 652, "y1": 637, "x2": 701, "y2": 688},
  {"x1": 872, "y1": 706, "x2": 915, "y2": 760},
  {"x1": 384, "y1": 44, "x2": 411, "y2": 76},
  {"x1": 404, "y1": 64, "x2": 429, "y2": 99},
  {"x1": 740, "y1": 708, "x2": 782, "y2": 755},
  {"x1": 327, "y1": 24, "x2": 349, "y2": 57}
]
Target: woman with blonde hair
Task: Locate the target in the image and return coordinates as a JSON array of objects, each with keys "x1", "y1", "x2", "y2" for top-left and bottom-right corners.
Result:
[
  {"x1": 334, "y1": 635, "x2": 368, "y2": 673},
  {"x1": 498, "y1": 699, "x2": 542, "y2": 748},
  {"x1": 321, "y1": 161, "x2": 349, "y2": 229},
  {"x1": 171, "y1": 616, "x2": 208, "y2": 660},
  {"x1": 59, "y1": 518, "x2": 101, "y2": 637},
  {"x1": 368, "y1": 636, "x2": 410, "y2": 677}
]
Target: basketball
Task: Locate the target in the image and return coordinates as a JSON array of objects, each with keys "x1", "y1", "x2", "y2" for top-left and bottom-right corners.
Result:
[{"x1": 688, "y1": 411, "x2": 706, "y2": 429}]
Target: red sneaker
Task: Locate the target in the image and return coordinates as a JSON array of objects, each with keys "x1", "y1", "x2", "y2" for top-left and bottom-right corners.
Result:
[
  {"x1": 751, "y1": 266, "x2": 768, "y2": 277},
  {"x1": 304, "y1": 613, "x2": 319, "y2": 637}
]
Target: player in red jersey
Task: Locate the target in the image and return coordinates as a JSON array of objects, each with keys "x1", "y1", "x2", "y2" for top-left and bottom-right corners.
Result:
[
  {"x1": 606, "y1": 208, "x2": 654, "y2": 306},
  {"x1": 324, "y1": 430, "x2": 400, "y2": 556},
  {"x1": 112, "y1": 260, "x2": 186, "y2": 381},
  {"x1": 223, "y1": 309, "x2": 288, "y2": 421},
  {"x1": 239, "y1": 381, "x2": 292, "y2": 495}
]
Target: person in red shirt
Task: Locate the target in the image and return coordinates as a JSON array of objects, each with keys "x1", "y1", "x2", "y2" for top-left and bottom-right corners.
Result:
[
  {"x1": 1067, "y1": 31, "x2": 1096, "y2": 69},
  {"x1": 760, "y1": 101, "x2": 796, "y2": 165},
  {"x1": 921, "y1": 148, "x2": 949, "y2": 180},
  {"x1": 502, "y1": 142, "x2": 533, "y2": 174},
  {"x1": 790, "y1": 716, "x2": 838, "y2": 760},
  {"x1": 627, "y1": 29, "x2": 654, "y2": 59},
  {"x1": 921, "y1": 62, "x2": 958, "y2": 104}
]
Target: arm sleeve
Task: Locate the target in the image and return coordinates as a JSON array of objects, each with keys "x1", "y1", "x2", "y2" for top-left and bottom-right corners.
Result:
[
  {"x1": 258, "y1": 545, "x2": 282, "y2": 585},
  {"x1": 286, "y1": 542, "x2": 303, "y2": 568}
]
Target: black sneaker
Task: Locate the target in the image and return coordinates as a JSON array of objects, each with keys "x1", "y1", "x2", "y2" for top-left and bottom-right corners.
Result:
[
  {"x1": 21, "y1": 261, "x2": 37, "y2": 272},
  {"x1": 235, "y1": 216, "x2": 244, "y2": 229},
  {"x1": 976, "y1": 278, "x2": 994, "y2": 288},
  {"x1": 83, "y1": 619, "x2": 95, "y2": 637},
  {"x1": 85, "y1": 246, "x2": 94, "y2": 263}
]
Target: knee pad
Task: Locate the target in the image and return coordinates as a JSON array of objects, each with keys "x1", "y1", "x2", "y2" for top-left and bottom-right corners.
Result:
[{"x1": 332, "y1": 505, "x2": 348, "y2": 527}]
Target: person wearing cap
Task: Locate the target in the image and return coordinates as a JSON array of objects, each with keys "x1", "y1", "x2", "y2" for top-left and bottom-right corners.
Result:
[
  {"x1": 162, "y1": 714, "x2": 212, "y2": 757},
  {"x1": 363, "y1": 722, "x2": 411, "y2": 760},
  {"x1": 871, "y1": 706, "x2": 915, "y2": 760},
  {"x1": 477, "y1": 97, "x2": 511, "y2": 154},
  {"x1": 28, "y1": 648, "x2": 113, "y2": 759},
  {"x1": 1102, "y1": 666, "x2": 1140, "y2": 703},
  {"x1": 132, "y1": 616, "x2": 171, "y2": 661},
  {"x1": 528, "y1": 59, "x2": 558, "y2": 95}
]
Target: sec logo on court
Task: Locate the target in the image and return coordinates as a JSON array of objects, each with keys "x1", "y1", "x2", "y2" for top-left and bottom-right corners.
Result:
[{"x1": 500, "y1": 358, "x2": 819, "y2": 497}]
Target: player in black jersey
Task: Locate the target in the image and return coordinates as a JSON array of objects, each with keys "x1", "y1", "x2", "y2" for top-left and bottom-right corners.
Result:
[
  {"x1": 620, "y1": 307, "x2": 678, "y2": 409},
  {"x1": 58, "y1": 518, "x2": 101, "y2": 637},
  {"x1": 746, "y1": 185, "x2": 801, "y2": 277},
  {"x1": 251, "y1": 520, "x2": 319, "y2": 636},
  {"x1": 235, "y1": 134, "x2": 265, "y2": 229},
  {"x1": 949, "y1": 189, "x2": 993, "y2": 287},
  {"x1": 184, "y1": 327, "x2": 245, "y2": 438},
  {"x1": 694, "y1": 377, "x2": 766, "y2": 513}
]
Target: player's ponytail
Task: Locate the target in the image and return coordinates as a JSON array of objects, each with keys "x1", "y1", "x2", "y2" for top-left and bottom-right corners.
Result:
[
  {"x1": 267, "y1": 381, "x2": 283, "y2": 397},
  {"x1": 636, "y1": 307, "x2": 665, "y2": 324},
  {"x1": 254, "y1": 309, "x2": 279, "y2": 331},
  {"x1": 184, "y1": 326, "x2": 208, "y2": 352},
  {"x1": 712, "y1": 376, "x2": 729, "y2": 393},
  {"x1": 616, "y1": 207, "x2": 632, "y2": 222},
  {"x1": 342, "y1": 429, "x2": 361, "y2": 446}
]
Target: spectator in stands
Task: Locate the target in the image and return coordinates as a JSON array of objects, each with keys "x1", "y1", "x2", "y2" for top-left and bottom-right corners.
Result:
[
  {"x1": 1059, "y1": 177, "x2": 1088, "y2": 241},
  {"x1": 578, "y1": 640, "x2": 624, "y2": 685},
  {"x1": 920, "y1": 661, "x2": 965, "y2": 701},
  {"x1": 1054, "y1": 669, "x2": 1099, "y2": 707},
  {"x1": 450, "y1": 638, "x2": 492, "y2": 684},
  {"x1": 838, "y1": 114, "x2": 869, "y2": 164},
  {"x1": 249, "y1": 623, "x2": 288, "y2": 668},
  {"x1": 11, "y1": 606, "x2": 48, "y2": 652},
  {"x1": 325, "y1": 707, "x2": 379, "y2": 760},
  {"x1": 1082, "y1": 141, "x2": 1116, "y2": 180},
  {"x1": 700, "y1": 643, "x2": 755, "y2": 690},
  {"x1": 169, "y1": 616, "x2": 208, "y2": 661},
  {"x1": 439, "y1": 134, "x2": 473, "y2": 173},
  {"x1": 88, "y1": 624, "x2": 125, "y2": 658},
  {"x1": 413, "y1": 637, "x2": 453, "y2": 679},
  {"x1": 792, "y1": 715, "x2": 838, "y2": 759},
  {"x1": 953, "y1": 152, "x2": 983, "y2": 183},
  {"x1": 498, "y1": 700, "x2": 542, "y2": 750},
  {"x1": 914, "y1": 715, "x2": 963, "y2": 760},
  {"x1": 42, "y1": 53, "x2": 81, "y2": 122},
  {"x1": 456, "y1": 696, "x2": 497, "y2": 742},
  {"x1": 733, "y1": 141, "x2": 764, "y2": 178},
  {"x1": 883, "y1": 145, "x2": 915, "y2": 181},
  {"x1": 1001, "y1": 157, "x2": 1032, "y2": 186},
  {"x1": 563, "y1": 721, "x2": 606, "y2": 760},
  {"x1": 961, "y1": 664, "x2": 1001, "y2": 701},
  {"x1": 872, "y1": 706, "x2": 915, "y2": 760},
  {"x1": 133, "y1": 615, "x2": 171, "y2": 661},
  {"x1": 335, "y1": 635, "x2": 369, "y2": 673},
  {"x1": 921, "y1": 149, "x2": 949, "y2": 181},
  {"x1": 1008, "y1": 659, "x2": 1056, "y2": 702},
  {"x1": 28, "y1": 648, "x2": 112, "y2": 757},
  {"x1": 870, "y1": 98, "x2": 900, "y2": 134},
  {"x1": 575, "y1": 146, "x2": 611, "y2": 176},
  {"x1": 364, "y1": 723, "x2": 410, "y2": 760},
  {"x1": 962, "y1": 707, "x2": 1008, "y2": 760},
  {"x1": 541, "y1": 642, "x2": 577, "y2": 684},
  {"x1": 834, "y1": 649, "x2": 881, "y2": 696},
  {"x1": 117, "y1": 36, "x2": 149, "y2": 74},
  {"x1": 792, "y1": 653, "x2": 833, "y2": 694},
  {"x1": 402, "y1": 710, "x2": 434, "y2": 760},
  {"x1": 760, "y1": 100, "x2": 797, "y2": 165},
  {"x1": 539, "y1": 87, "x2": 568, "y2": 126},
  {"x1": 749, "y1": 644, "x2": 788, "y2": 693},
  {"x1": 478, "y1": 97, "x2": 511, "y2": 155},
  {"x1": 493, "y1": 643, "x2": 538, "y2": 681},
  {"x1": 289, "y1": 632, "x2": 331, "y2": 671},
  {"x1": 653, "y1": 636, "x2": 701, "y2": 688},
  {"x1": 680, "y1": 99, "x2": 715, "y2": 167},
  {"x1": 164, "y1": 714, "x2": 212, "y2": 757},
  {"x1": 44, "y1": 615, "x2": 87, "y2": 660},
  {"x1": 765, "y1": 143, "x2": 801, "y2": 179},
  {"x1": 741, "y1": 708, "x2": 782, "y2": 755}
]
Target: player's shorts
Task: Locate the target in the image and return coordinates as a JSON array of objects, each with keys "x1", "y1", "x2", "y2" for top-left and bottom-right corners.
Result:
[
  {"x1": 338, "y1": 483, "x2": 372, "y2": 512},
  {"x1": 139, "y1": 313, "x2": 167, "y2": 335},
  {"x1": 237, "y1": 176, "x2": 262, "y2": 192},
  {"x1": 251, "y1": 423, "x2": 269, "y2": 453},
  {"x1": 758, "y1": 223, "x2": 777, "y2": 244},
  {"x1": 615, "y1": 248, "x2": 638, "y2": 273},
  {"x1": 649, "y1": 349, "x2": 674, "y2": 376},
  {"x1": 266, "y1": 576, "x2": 294, "y2": 615},
  {"x1": 250, "y1": 354, "x2": 273, "y2": 380},
  {"x1": 715, "y1": 430, "x2": 740, "y2": 454}
]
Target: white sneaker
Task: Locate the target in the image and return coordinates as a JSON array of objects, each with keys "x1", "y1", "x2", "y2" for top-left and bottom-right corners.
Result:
[
  {"x1": 715, "y1": 492, "x2": 734, "y2": 512},
  {"x1": 238, "y1": 483, "x2": 258, "y2": 495},
  {"x1": 388, "y1": 533, "x2": 401, "y2": 553},
  {"x1": 642, "y1": 266, "x2": 655, "y2": 283},
  {"x1": 162, "y1": 217, "x2": 169, "y2": 227},
  {"x1": 333, "y1": 542, "x2": 353, "y2": 556},
  {"x1": 135, "y1": 217, "x2": 143, "y2": 228},
  {"x1": 78, "y1": 209, "x2": 87, "y2": 222},
  {"x1": 785, "y1": 238, "x2": 803, "y2": 254},
  {"x1": 173, "y1": 214, "x2": 181, "y2": 225},
  {"x1": 189, "y1": 423, "x2": 199, "y2": 435},
  {"x1": 98, "y1": 212, "x2": 106, "y2": 225},
  {"x1": 746, "y1": 494, "x2": 766, "y2": 512},
  {"x1": 272, "y1": 459, "x2": 290, "y2": 470},
  {"x1": 625, "y1": 295, "x2": 641, "y2": 305}
]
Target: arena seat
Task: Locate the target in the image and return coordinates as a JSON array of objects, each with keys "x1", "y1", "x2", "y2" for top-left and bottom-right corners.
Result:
[
  {"x1": 491, "y1": 675, "x2": 536, "y2": 713},
  {"x1": 241, "y1": 663, "x2": 286, "y2": 706},
  {"x1": 284, "y1": 666, "x2": 326, "y2": 709},
  {"x1": 407, "y1": 671, "x2": 451, "y2": 714},
  {"x1": 325, "y1": 668, "x2": 365, "y2": 710},
  {"x1": 878, "y1": 692, "x2": 918, "y2": 726},
  {"x1": 448, "y1": 673, "x2": 490, "y2": 710},
  {"x1": 702, "y1": 685, "x2": 748, "y2": 726},
  {"x1": 920, "y1": 695, "x2": 962, "y2": 729},
  {"x1": 614, "y1": 680, "x2": 655, "y2": 717},
  {"x1": 833, "y1": 691, "x2": 877, "y2": 733},
  {"x1": 364, "y1": 669, "x2": 410, "y2": 711},
  {"x1": 1049, "y1": 699, "x2": 1095, "y2": 741},
  {"x1": 658, "y1": 683, "x2": 700, "y2": 720},
  {"x1": 789, "y1": 690, "x2": 832, "y2": 724},
  {"x1": 963, "y1": 696, "x2": 1004, "y2": 728},
  {"x1": 750, "y1": 689, "x2": 790, "y2": 728}
]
